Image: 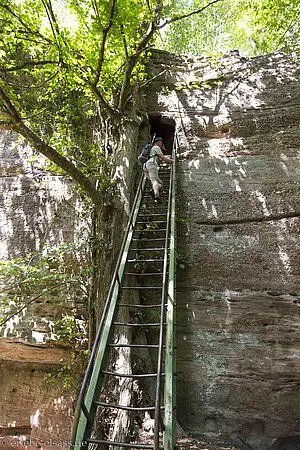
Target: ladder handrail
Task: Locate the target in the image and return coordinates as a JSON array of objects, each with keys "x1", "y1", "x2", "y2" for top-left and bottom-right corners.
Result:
[
  {"x1": 154, "y1": 136, "x2": 176, "y2": 450},
  {"x1": 163, "y1": 134, "x2": 177, "y2": 449},
  {"x1": 71, "y1": 172, "x2": 146, "y2": 449},
  {"x1": 71, "y1": 134, "x2": 177, "y2": 450}
]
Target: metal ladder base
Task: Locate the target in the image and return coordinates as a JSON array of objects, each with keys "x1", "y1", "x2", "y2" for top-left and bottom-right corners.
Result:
[{"x1": 86, "y1": 439, "x2": 163, "y2": 449}]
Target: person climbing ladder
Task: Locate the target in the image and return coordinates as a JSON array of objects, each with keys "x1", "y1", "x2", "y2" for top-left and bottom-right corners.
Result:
[{"x1": 143, "y1": 136, "x2": 174, "y2": 203}]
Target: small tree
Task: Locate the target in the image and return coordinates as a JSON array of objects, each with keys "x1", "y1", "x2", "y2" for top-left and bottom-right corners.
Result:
[{"x1": 0, "y1": 0, "x2": 225, "y2": 205}]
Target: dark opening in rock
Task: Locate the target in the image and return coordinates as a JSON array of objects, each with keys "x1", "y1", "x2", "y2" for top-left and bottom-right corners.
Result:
[
  {"x1": 149, "y1": 115, "x2": 176, "y2": 154},
  {"x1": 269, "y1": 436, "x2": 300, "y2": 450},
  {"x1": 213, "y1": 226, "x2": 224, "y2": 233}
]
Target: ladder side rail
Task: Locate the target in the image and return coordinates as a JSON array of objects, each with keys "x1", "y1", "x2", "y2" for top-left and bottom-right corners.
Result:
[
  {"x1": 72, "y1": 173, "x2": 146, "y2": 450},
  {"x1": 163, "y1": 133, "x2": 177, "y2": 450},
  {"x1": 154, "y1": 159, "x2": 174, "y2": 450}
]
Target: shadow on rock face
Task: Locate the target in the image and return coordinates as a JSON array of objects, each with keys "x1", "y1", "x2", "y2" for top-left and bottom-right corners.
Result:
[{"x1": 269, "y1": 436, "x2": 300, "y2": 450}]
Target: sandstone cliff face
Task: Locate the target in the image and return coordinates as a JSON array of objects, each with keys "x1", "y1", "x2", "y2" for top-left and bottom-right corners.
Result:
[
  {"x1": 145, "y1": 50, "x2": 300, "y2": 449},
  {"x1": 0, "y1": 339, "x2": 74, "y2": 450},
  {"x1": 0, "y1": 131, "x2": 82, "y2": 261},
  {"x1": 0, "y1": 130, "x2": 88, "y2": 343},
  {"x1": 0, "y1": 132, "x2": 83, "y2": 447},
  {"x1": 2, "y1": 49, "x2": 300, "y2": 450},
  {"x1": 0, "y1": 121, "x2": 144, "y2": 447}
]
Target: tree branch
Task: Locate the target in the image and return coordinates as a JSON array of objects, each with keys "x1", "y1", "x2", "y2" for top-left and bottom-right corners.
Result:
[
  {"x1": 0, "y1": 281, "x2": 81, "y2": 328},
  {"x1": 118, "y1": 22, "x2": 156, "y2": 111},
  {"x1": 158, "y1": 0, "x2": 223, "y2": 28},
  {"x1": 0, "y1": 85, "x2": 21, "y2": 124},
  {"x1": 41, "y1": 0, "x2": 60, "y2": 42},
  {"x1": 277, "y1": 11, "x2": 298, "y2": 49},
  {"x1": 117, "y1": 0, "x2": 222, "y2": 112},
  {"x1": 17, "y1": 123, "x2": 102, "y2": 205},
  {"x1": 120, "y1": 24, "x2": 129, "y2": 60},
  {"x1": 116, "y1": 0, "x2": 166, "y2": 111},
  {"x1": 41, "y1": 0, "x2": 68, "y2": 64},
  {"x1": 0, "y1": 86, "x2": 102, "y2": 206},
  {"x1": 91, "y1": 0, "x2": 103, "y2": 28},
  {"x1": 0, "y1": 60, "x2": 63, "y2": 73},
  {"x1": 93, "y1": 0, "x2": 117, "y2": 86},
  {"x1": 84, "y1": 76, "x2": 120, "y2": 119},
  {"x1": 0, "y1": 3, "x2": 51, "y2": 43}
]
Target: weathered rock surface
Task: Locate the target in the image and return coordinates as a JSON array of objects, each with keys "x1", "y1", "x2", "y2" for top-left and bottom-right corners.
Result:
[
  {"x1": 0, "y1": 118, "x2": 146, "y2": 445},
  {"x1": 0, "y1": 132, "x2": 84, "y2": 445},
  {"x1": 144, "y1": 50, "x2": 300, "y2": 449},
  {"x1": 2, "y1": 48, "x2": 300, "y2": 450},
  {"x1": 0, "y1": 131, "x2": 81, "y2": 260},
  {"x1": 0, "y1": 339, "x2": 73, "y2": 450}
]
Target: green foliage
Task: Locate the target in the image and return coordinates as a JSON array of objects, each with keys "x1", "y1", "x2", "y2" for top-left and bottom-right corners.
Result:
[
  {"x1": 2, "y1": 0, "x2": 297, "y2": 205},
  {"x1": 45, "y1": 320, "x2": 89, "y2": 392},
  {"x1": 45, "y1": 348, "x2": 90, "y2": 392},
  {"x1": 250, "y1": 0, "x2": 300, "y2": 54},
  {"x1": 53, "y1": 314, "x2": 86, "y2": 344},
  {"x1": 1, "y1": 0, "x2": 298, "y2": 143},
  {"x1": 159, "y1": 0, "x2": 300, "y2": 56},
  {"x1": 0, "y1": 0, "x2": 162, "y2": 121},
  {"x1": 0, "y1": 243, "x2": 89, "y2": 332},
  {"x1": 0, "y1": 243, "x2": 86, "y2": 291},
  {"x1": 0, "y1": 0, "x2": 182, "y2": 204}
]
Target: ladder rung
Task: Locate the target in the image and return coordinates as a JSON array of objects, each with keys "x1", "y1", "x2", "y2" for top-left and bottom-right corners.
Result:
[
  {"x1": 143, "y1": 193, "x2": 168, "y2": 197},
  {"x1": 101, "y1": 370, "x2": 164, "y2": 378},
  {"x1": 138, "y1": 213, "x2": 167, "y2": 217},
  {"x1": 141, "y1": 204, "x2": 167, "y2": 208},
  {"x1": 94, "y1": 401, "x2": 161, "y2": 411},
  {"x1": 130, "y1": 248, "x2": 165, "y2": 251},
  {"x1": 127, "y1": 259, "x2": 164, "y2": 263},
  {"x1": 136, "y1": 221, "x2": 167, "y2": 225},
  {"x1": 140, "y1": 207, "x2": 167, "y2": 211},
  {"x1": 147, "y1": 179, "x2": 169, "y2": 182},
  {"x1": 132, "y1": 238, "x2": 166, "y2": 242},
  {"x1": 108, "y1": 344, "x2": 159, "y2": 348},
  {"x1": 113, "y1": 322, "x2": 161, "y2": 327},
  {"x1": 143, "y1": 194, "x2": 162, "y2": 198},
  {"x1": 122, "y1": 286, "x2": 162, "y2": 290},
  {"x1": 118, "y1": 303, "x2": 162, "y2": 308},
  {"x1": 86, "y1": 438, "x2": 160, "y2": 449},
  {"x1": 134, "y1": 229, "x2": 167, "y2": 233},
  {"x1": 124, "y1": 272, "x2": 163, "y2": 276},
  {"x1": 141, "y1": 198, "x2": 168, "y2": 201},
  {"x1": 142, "y1": 208, "x2": 168, "y2": 212}
]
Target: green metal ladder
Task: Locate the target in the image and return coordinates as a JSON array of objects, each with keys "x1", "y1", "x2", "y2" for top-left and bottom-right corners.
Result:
[{"x1": 71, "y1": 139, "x2": 176, "y2": 450}]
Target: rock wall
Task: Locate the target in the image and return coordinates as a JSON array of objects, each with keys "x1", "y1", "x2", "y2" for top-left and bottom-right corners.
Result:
[
  {"x1": 144, "y1": 50, "x2": 300, "y2": 449},
  {"x1": 0, "y1": 130, "x2": 88, "y2": 342},
  {"x1": 0, "y1": 131, "x2": 84, "y2": 447},
  {"x1": 0, "y1": 131, "x2": 83, "y2": 260},
  {"x1": 0, "y1": 340, "x2": 74, "y2": 450},
  {"x1": 2, "y1": 49, "x2": 300, "y2": 450},
  {"x1": 0, "y1": 121, "x2": 144, "y2": 448}
]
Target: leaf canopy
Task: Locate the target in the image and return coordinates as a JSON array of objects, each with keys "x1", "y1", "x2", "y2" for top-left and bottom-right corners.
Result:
[
  {"x1": 0, "y1": 0, "x2": 299, "y2": 204},
  {"x1": 160, "y1": 0, "x2": 300, "y2": 56}
]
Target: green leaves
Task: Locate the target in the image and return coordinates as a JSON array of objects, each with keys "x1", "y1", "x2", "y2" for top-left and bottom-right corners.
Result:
[
  {"x1": 250, "y1": 0, "x2": 300, "y2": 54},
  {"x1": 2, "y1": 0, "x2": 298, "y2": 206},
  {"x1": 0, "y1": 0, "x2": 166, "y2": 202},
  {"x1": 0, "y1": 243, "x2": 89, "y2": 337},
  {"x1": 0, "y1": 243, "x2": 87, "y2": 294},
  {"x1": 2, "y1": 0, "x2": 297, "y2": 149},
  {"x1": 159, "y1": 0, "x2": 300, "y2": 56},
  {"x1": 0, "y1": 0, "x2": 167, "y2": 122}
]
